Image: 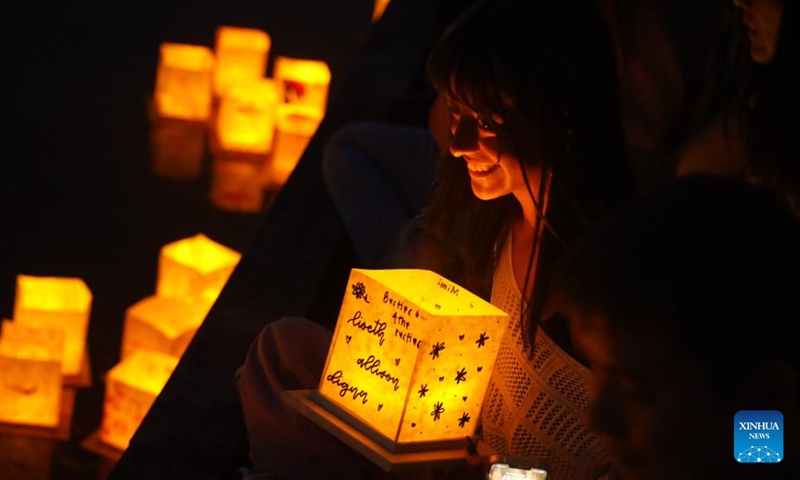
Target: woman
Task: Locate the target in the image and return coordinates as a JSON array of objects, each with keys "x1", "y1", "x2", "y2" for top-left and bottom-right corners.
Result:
[
  {"x1": 677, "y1": 0, "x2": 798, "y2": 211},
  {"x1": 417, "y1": 0, "x2": 637, "y2": 478},
  {"x1": 236, "y1": 0, "x2": 637, "y2": 478}
]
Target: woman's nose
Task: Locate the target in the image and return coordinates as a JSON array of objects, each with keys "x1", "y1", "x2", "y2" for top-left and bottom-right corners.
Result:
[{"x1": 449, "y1": 116, "x2": 480, "y2": 157}]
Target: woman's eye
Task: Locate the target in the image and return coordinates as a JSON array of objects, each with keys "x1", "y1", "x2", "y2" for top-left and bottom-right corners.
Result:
[{"x1": 476, "y1": 117, "x2": 493, "y2": 130}]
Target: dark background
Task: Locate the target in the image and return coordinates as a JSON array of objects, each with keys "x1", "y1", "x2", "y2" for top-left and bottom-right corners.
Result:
[{"x1": 0, "y1": 1, "x2": 376, "y2": 478}]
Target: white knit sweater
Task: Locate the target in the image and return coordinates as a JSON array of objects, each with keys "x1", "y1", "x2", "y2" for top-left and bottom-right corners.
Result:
[{"x1": 480, "y1": 235, "x2": 611, "y2": 480}]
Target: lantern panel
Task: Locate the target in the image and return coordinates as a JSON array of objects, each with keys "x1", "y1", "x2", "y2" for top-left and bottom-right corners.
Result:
[
  {"x1": 156, "y1": 233, "x2": 241, "y2": 300},
  {"x1": 0, "y1": 321, "x2": 64, "y2": 428},
  {"x1": 120, "y1": 295, "x2": 206, "y2": 360},
  {"x1": 100, "y1": 350, "x2": 179, "y2": 451},
  {"x1": 13, "y1": 275, "x2": 91, "y2": 377},
  {"x1": 210, "y1": 157, "x2": 266, "y2": 213},
  {"x1": 216, "y1": 78, "x2": 278, "y2": 154},
  {"x1": 273, "y1": 56, "x2": 331, "y2": 118},
  {"x1": 317, "y1": 269, "x2": 509, "y2": 447},
  {"x1": 263, "y1": 126, "x2": 315, "y2": 189},
  {"x1": 155, "y1": 43, "x2": 215, "y2": 121},
  {"x1": 213, "y1": 26, "x2": 271, "y2": 97}
]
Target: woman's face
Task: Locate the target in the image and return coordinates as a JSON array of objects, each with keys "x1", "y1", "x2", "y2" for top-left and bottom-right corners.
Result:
[
  {"x1": 445, "y1": 91, "x2": 542, "y2": 205},
  {"x1": 734, "y1": 0, "x2": 784, "y2": 64}
]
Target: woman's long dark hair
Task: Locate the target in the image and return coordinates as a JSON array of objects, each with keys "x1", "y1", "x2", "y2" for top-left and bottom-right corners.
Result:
[{"x1": 422, "y1": 0, "x2": 637, "y2": 351}]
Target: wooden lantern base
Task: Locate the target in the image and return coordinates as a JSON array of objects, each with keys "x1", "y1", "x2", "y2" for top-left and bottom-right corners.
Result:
[
  {"x1": 0, "y1": 388, "x2": 76, "y2": 441},
  {"x1": 282, "y1": 389, "x2": 471, "y2": 473}
]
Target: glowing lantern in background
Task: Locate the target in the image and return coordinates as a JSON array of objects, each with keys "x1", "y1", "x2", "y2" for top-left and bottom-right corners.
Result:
[
  {"x1": 262, "y1": 57, "x2": 330, "y2": 189},
  {"x1": 154, "y1": 42, "x2": 215, "y2": 121},
  {"x1": 273, "y1": 56, "x2": 331, "y2": 117},
  {"x1": 308, "y1": 268, "x2": 509, "y2": 451},
  {"x1": 0, "y1": 320, "x2": 64, "y2": 428},
  {"x1": 373, "y1": 0, "x2": 392, "y2": 22},
  {"x1": 215, "y1": 78, "x2": 278, "y2": 154},
  {"x1": 120, "y1": 295, "x2": 206, "y2": 361},
  {"x1": 12, "y1": 275, "x2": 92, "y2": 379},
  {"x1": 99, "y1": 350, "x2": 179, "y2": 451},
  {"x1": 209, "y1": 156, "x2": 266, "y2": 213},
  {"x1": 156, "y1": 233, "x2": 241, "y2": 301},
  {"x1": 213, "y1": 26, "x2": 271, "y2": 97},
  {"x1": 263, "y1": 106, "x2": 324, "y2": 189}
]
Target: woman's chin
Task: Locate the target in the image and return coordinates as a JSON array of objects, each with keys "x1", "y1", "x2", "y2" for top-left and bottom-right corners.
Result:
[{"x1": 750, "y1": 44, "x2": 775, "y2": 64}]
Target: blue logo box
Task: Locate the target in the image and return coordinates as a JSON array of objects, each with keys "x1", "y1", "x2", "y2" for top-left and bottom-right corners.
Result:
[{"x1": 734, "y1": 410, "x2": 783, "y2": 463}]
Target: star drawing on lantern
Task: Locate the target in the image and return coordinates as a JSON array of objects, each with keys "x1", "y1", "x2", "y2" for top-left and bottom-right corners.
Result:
[
  {"x1": 418, "y1": 384, "x2": 429, "y2": 398},
  {"x1": 431, "y1": 401, "x2": 445, "y2": 421},
  {"x1": 430, "y1": 341, "x2": 446, "y2": 359},
  {"x1": 475, "y1": 331, "x2": 489, "y2": 348},
  {"x1": 455, "y1": 367, "x2": 467, "y2": 384},
  {"x1": 351, "y1": 282, "x2": 369, "y2": 302},
  {"x1": 458, "y1": 412, "x2": 471, "y2": 428}
]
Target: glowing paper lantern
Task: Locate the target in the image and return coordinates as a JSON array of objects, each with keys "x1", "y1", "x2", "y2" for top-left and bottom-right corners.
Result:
[
  {"x1": 148, "y1": 104, "x2": 207, "y2": 180},
  {"x1": 213, "y1": 26, "x2": 271, "y2": 97},
  {"x1": 260, "y1": 104, "x2": 324, "y2": 189},
  {"x1": 154, "y1": 42, "x2": 215, "y2": 121},
  {"x1": 210, "y1": 156, "x2": 265, "y2": 213},
  {"x1": 0, "y1": 320, "x2": 64, "y2": 428},
  {"x1": 13, "y1": 275, "x2": 92, "y2": 378},
  {"x1": 312, "y1": 269, "x2": 509, "y2": 451},
  {"x1": 273, "y1": 56, "x2": 331, "y2": 117},
  {"x1": 120, "y1": 295, "x2": 207, "y2": 360},
  {"x1": 156, "y1": 233, "x2": 241, "y2": 301},
  {"x1": 215, "y1": 78, "x2": 278, "y2": 154},
  {"x1": 99, "y1": 350, "x2": 178, "y2": 451}
]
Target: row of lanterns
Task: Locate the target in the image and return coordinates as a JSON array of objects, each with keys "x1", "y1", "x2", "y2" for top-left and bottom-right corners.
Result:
[
  {"x1": 150, "y1": 24, "x2": 332, "y2": 213},
  {"x1": 0, "y1": 234, "x2": 241, "y2": 456}
]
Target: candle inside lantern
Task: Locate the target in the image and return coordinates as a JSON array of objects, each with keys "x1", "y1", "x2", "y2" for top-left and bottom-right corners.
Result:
[
  {"x1": 0, "y1": 320, "x2": 65, "y2": 428},
  {"x1": 213, "y1": 26, "x2": 271, "y2": 97},
  {"x1": 314, "y1": 268, "x2": 509, "y2": 450},
  {"x1": 120, "y1": 295, "x2": 207, "y2": 361},
  {"x1": 154, "y1": 42, "x2": 215, "y2": 121},
  {"x1": 99, "y1": 350, "x2": 178, "y2": 451},
  {"x1": 12, "y1": 275, "x2": 92, "y2": 378},
  {"x1": 215, "y1": 78, "x2": 278, "y2": 154},
  {"x1": 156, "y1": 233, "x2": 241, "y2": 301}
]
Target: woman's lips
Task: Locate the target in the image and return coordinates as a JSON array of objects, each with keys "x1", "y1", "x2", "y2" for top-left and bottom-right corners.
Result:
[{"x1": 466, "y1": 162, "x2": 499, "y2": 178}]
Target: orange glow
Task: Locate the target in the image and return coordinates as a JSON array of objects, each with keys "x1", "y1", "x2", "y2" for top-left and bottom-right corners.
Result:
[
  {"x1": 372, "y1": 0, "x2": 392, "y2": 22},
  {"x1": 156, "y1": 233, "x2": 241, "y2": 301},
  {"x1": 0, "y1": 320, "x2": 64, "y2": 428},
  {"x1": 263, "y1": 104, "x2": 324, "y2": 188},
  {"x1": 100, "y1": 350, "x2": 179, "y2": 451},
  {"x1": 155, "y1": 43, "x2": 215, "y2": 121},
  {"x1": 213, "y1": 26, "x2": 271, "y2": 97},
  {"x1": 120, "y1": 295, "x2": 207, "y2": 360},
  {"x1": 210, "y1": 157, "x2": 266, "y2": 213},
  {"x1": 216, "y1": 78, "x2": 278, "y2": 154},
  {"x1": 317, "y1": 269, "x2": 509, "y2": 446},
  {"x1": 13, "y1": 275, "x2": 92, "y2": 377},
  {"x1": 273, "y1": 56, "x2": 331, "y2": 120}
]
